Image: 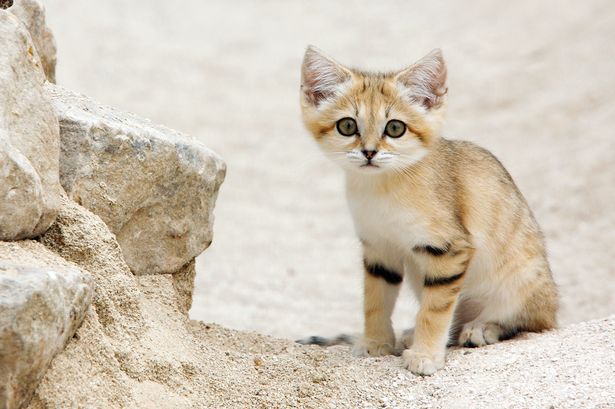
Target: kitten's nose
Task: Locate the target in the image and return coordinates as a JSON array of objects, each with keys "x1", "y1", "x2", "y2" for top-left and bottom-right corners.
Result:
[{"x1": 362, "y1": 150, "x2": 377, "y2": 160}]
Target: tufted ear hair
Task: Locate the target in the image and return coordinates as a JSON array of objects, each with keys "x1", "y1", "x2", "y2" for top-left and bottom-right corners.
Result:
[
  {"x1": 301, "y1": 45, "x2": 352, "y2": 107},
  {"x1": 395, "y1": 49, "x2": 448, "y2": 110}
]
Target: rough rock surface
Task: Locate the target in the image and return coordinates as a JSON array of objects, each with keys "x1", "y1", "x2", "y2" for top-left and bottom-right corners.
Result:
[
  {"x1": 7, "y1": 0, "x2": 57, "y2": 83},
  {"x1": 0, "y1": 241, "x2": 92, "y2": 409},
  {"x1": 23, "y1": 198, "x2": 615, "y2": 409},
  {"x1": 0, "y1": 10, "x2": 62, "y2": 240},
  {"x1": 46, "y1": 84, "x2": 226, "y2": 275}
]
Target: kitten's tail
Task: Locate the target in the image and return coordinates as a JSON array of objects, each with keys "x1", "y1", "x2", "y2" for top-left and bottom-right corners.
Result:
[{"x1": 295, "y1": 333, "x2": 356, "y2": 347}]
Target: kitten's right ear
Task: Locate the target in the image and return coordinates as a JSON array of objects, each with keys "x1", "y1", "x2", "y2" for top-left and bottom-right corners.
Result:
[
  {"x1": 395, "y1": 49, "x2": 448, "y2": 110},
  {"x1": 301, "y1": 46, "x2": 352, "y2": 107}
]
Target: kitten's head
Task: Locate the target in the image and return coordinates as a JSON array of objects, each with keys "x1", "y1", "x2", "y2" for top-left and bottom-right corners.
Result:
[{"x1": 300, "y1": 46, "x2": 448, "y2": 174}]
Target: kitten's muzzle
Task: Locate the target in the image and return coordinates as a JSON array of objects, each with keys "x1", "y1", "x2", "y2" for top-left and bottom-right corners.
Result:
[
  {"x1": 362, "y1": 150, "x2": 378, "y2": 160},
  {"x1": 361, "y1": 150, "x2": 380, "y2": 167}
]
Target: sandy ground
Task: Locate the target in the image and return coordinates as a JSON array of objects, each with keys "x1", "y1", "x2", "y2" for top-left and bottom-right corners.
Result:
[
  {"x1": 44, "y1": 0, "x2": 615, "y2": 340},
  {"x1": 26, "y1": 197, "x2": 615, "y2": 408}
]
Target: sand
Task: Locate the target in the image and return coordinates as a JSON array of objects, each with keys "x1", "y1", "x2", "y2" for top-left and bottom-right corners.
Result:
[{"x1": 27, "y1": 198, "x2": 615, "y2": 408}]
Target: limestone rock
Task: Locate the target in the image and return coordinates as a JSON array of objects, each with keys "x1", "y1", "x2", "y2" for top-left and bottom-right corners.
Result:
[
  {"x1": 0, "y1": 135, "x2": 46, "y2": 240},
  {"x1": 47, "y1": 84, "x2": 226, "y2": 275},
  {"x1": 0, "y1": 241, "x2": 93, "y2": 409},
  {"x1": 0, "y1": 11, "x2": 63, "y2": 240},
  {"x1": 7, "y1": 0, "x2": 57, "y2": 83}
]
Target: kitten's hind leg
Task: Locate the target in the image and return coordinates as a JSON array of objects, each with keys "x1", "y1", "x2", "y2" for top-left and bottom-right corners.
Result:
[
  {"x1": 458, "y1": 264, "x2": 558, "y2": 347},
  {"x1": 455, "y1": 297, "x2": 503, "y2": 347},
  {"x1": 459, "y1": 321, "x2": 505, "y2": 347}
]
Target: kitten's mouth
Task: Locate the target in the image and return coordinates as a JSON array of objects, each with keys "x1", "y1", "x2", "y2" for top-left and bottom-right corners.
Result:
[{"x1": 360, "y1": 163, "x2": 379, "y2": 168}]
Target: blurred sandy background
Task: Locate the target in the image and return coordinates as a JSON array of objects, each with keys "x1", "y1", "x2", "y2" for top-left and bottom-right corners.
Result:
[{"x1": 44, "y1": 0, "x2": 615, "y2": 340}]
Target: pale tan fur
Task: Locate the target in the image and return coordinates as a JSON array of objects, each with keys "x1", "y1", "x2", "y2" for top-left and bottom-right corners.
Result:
[{"x1": 299, "y1": 46, "x2": 558, "y2": 375}]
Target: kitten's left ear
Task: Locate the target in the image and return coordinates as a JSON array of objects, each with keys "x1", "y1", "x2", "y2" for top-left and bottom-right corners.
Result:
[
  {"x1": 395, "y1": 49, "x2": 448, "y2": 110},
  {"x1": 301, "y1": 45, "x2": 352, "y2": 107}
]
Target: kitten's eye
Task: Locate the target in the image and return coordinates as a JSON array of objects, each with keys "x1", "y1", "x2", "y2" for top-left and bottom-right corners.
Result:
[
  {"x1": 384, "y1": 120, "x2": 406, "y2": 138},
  {"x1": 336, "y1": 117, "x2": 358, "y2": 137}
]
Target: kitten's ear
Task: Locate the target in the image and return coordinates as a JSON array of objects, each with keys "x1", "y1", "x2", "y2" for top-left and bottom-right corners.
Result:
[
  {"x1": 395, "y1": 49, "x2": 448, "y2": 110},
  {"x1": 301, "y1": 45, "x2": 352, "y2": 107}
]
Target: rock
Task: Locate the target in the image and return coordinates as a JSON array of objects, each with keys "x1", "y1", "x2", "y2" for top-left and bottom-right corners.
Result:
[
  {"x1": 47, "y1": 84, "x2": 226, "y2": 275},
  {"x1": 0, "y1": 11, "x2": 63, "y2": 240},
  {"x1": 0, "y1": 135, "x2": 47, "y2": 240},
  {"x1": 0, "y1": 241, "x2": 93, "y2": 409},
  {"x1": 7, "y1": 0, "x2": 57, "y2": 83}
]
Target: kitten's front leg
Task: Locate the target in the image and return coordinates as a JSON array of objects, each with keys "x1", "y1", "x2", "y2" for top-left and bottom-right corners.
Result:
[
  {"x1": 403, "y1": 238, "x2": 474, "y2": 375},
  {"x1": 353, "y1": 259, "x2": 402, "y2": 357}
]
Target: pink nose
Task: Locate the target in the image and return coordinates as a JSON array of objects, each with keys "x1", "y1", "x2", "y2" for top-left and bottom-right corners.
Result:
[{"x1": 362, "y1": 150, "x2": 377, "y2": 160}]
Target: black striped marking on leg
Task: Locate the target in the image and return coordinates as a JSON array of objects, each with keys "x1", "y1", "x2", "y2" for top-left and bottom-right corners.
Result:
[
  {"x1": 364, "y1": 260, "x2": 403, "y2": 285},
  {"x1": 424, "y1": 271, "x2": 465, "y2": 287},
  {"x1": 413, "y1": 243, "x2": 450, "y2": 256}
]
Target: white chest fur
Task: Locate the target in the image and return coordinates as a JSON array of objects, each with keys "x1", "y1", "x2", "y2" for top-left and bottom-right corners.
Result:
[{"x1": 345, "y1": 176, "x2": 430, "y2": 259}]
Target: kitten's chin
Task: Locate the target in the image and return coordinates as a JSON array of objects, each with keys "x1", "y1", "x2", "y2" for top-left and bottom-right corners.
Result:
[
  {"x1": 359, "y1": 164, "x2": 384, "y2": 172},
  {"x1": 344, "y1": 163, "x2": 389, "y2": 175}
]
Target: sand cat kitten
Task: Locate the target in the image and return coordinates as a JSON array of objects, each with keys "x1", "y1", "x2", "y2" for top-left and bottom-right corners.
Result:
[{"x1": 299, "y1": 46, "x2": 558, "y2": 376}]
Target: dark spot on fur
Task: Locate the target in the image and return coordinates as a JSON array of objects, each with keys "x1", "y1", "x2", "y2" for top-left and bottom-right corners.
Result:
[
  {"x1": 424, "y1": 271, "x2": 465, "y2": 287},
  {"x1": 364, "y1": 260, "x2": 403, "y2": 285},
  {"x1": 413, "y1": 243, "x2": 450, "y2": 256},
  {"x1": 463, "y1": 339, "x2": 478, "y2": 348}
]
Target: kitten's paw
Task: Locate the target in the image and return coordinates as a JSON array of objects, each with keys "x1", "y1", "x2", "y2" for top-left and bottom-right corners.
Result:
[
  {"x1": 402, "y1": 349, "x2": 444, "y2": 376},
  {"x1": 459, "y1": 321, "x2": 503, "y2": 347},
  {"x1": 352, "y1": 337, "x2": 396, "y2": 357}
]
